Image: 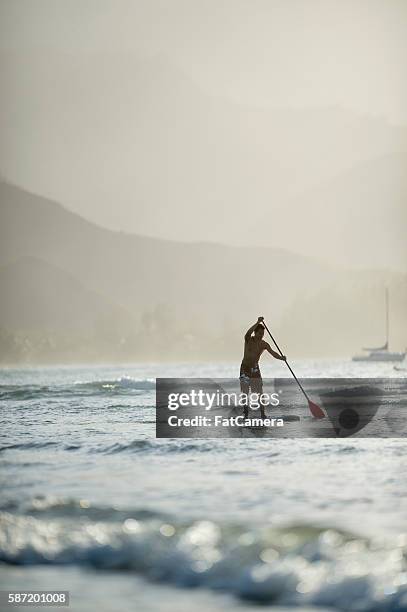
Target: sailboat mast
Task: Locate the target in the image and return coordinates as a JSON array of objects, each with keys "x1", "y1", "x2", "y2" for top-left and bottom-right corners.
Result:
[{"x1": 385, "y1": 288, "x2": 389, "y2": 348}]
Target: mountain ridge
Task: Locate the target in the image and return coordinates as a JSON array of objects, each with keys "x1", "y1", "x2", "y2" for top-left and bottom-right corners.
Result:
[
  {"x1": 1, "y1": 52, "x2": 406, "y2": 260},
  {"x1": 1, "y1": 180, "x2": 406, "y2": 361}
]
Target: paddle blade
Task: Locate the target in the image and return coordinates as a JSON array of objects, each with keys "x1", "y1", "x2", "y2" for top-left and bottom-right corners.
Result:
[{"x1": 308, "y1": 400, "x2": 325, "y2": 419}]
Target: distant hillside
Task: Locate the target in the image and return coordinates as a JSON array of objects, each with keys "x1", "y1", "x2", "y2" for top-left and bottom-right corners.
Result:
[
  {"x1": 1, "y1": 52, "x2": 406, "y2": 265},
  {"x1": 0, "y1": 256, "x2": 132, "y2": 332},
  {"x1": 258, "y1": 153, "x2": 407, "y2": 270},
  {"x1": 0, "y1": 181, "x2": 405, "y2": 362},
  {"x1": 0, "y1": 180, "x2": 334, "y2": 326},
  {"x1": 278, "y1": 274, "x2": 407, "y2": 357}
]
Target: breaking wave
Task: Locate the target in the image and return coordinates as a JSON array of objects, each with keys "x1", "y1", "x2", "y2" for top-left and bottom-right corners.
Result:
[
  {"x1": 1, "y1": 497, "x2": 406, "y2": 610},
  {"x1": 0, "y1": 377, "x2": 155, "y2": 400},
  {"x1": 98, "y1": 439, "x2": 217, "y2": 455}
]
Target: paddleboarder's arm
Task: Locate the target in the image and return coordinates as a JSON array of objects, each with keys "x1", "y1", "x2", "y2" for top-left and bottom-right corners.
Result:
[
  {"x1": 244, "y1": 317, "x2": 264, "y2": 341},
  {"x1": 264, "y1": 342, "x2": 286, "y2": 361}
]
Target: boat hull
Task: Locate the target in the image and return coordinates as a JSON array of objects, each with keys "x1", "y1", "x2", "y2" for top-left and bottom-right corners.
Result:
[{"x1": 352, "y1": 352, "x2": 406, "y2": 362}]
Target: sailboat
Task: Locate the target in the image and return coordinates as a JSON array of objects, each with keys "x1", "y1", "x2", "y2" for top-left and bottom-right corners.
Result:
[{"x1": 352, "y1": 289, "x2": 406, "y2": 362}]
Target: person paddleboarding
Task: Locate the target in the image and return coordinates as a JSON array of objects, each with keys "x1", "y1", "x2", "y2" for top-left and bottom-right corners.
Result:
[{"x1": 240, "y1": 317, "x2": 286, "y2": 419}]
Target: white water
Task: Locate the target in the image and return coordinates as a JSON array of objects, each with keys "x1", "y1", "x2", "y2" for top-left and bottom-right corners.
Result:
[{"x1": 1, "y1": 360, "x2": 406, "y2": 611}]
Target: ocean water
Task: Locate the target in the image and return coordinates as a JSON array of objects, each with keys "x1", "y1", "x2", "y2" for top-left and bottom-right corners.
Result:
[{"x1": 1, "y1": 360, "x2": 407, "y2": 611}]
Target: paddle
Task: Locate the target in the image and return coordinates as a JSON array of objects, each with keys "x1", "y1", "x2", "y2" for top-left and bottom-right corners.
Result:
[{"x1": 263, "y1": 320, "x2": 325, "y2": 419}]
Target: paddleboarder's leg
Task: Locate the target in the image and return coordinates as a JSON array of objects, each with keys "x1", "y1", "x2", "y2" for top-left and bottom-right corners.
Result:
[
  {"x1": 251, "y1": 369, "x2": 266, "y2": 418},
  {"x1": 239, "y1": 364, "x2": 250, "y2": 417}
]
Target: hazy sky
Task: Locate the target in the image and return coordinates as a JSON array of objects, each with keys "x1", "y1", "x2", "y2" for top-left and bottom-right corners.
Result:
[
  {"x1": 1, "y1": 0, "x2": 406, "y2": 269},
  {"x1": 1, "y1": 0, "x2": 407, "y2": 122}
]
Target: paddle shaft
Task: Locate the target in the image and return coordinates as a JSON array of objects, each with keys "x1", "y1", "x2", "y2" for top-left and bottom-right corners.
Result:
[{"x1": 262, "y1": 321, "x2": 310, "y2": 403}]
